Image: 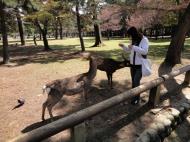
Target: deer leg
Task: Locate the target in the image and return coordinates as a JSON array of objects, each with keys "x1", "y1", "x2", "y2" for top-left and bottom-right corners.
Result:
[
  {"x1": 106, "y1": 72, "x2": 111, "y2": 86},
  {"x1": 47, "y1": 104, "x2": 54, "y2": 122},
  {"x1": 110, "y1": 74, "x2": 113, "y2": 89},
  {"x1": 82, "y1": 88, "x2": 85, "y2": 101},
  {"x1": 42, "y1": 101, "x2": 47, "y2": 121},
  {"x1": 82, "y1": 88, "x2": 88, "y2": 102}
]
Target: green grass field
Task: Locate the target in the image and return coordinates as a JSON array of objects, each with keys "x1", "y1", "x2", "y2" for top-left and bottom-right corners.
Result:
[{"x1": 0, "y1": 37, "x2": 190, "y2": 64}]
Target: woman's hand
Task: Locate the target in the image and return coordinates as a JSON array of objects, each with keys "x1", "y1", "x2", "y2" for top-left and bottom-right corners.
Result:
[{"x1": 128, "y1": 45, "x2": 133, "y2": 49}]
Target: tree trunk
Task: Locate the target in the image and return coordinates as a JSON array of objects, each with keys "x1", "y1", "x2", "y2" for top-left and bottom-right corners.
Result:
[
  {"x1": 76, "y1": 0, "x2": 85, "y2": 52},
  {"x1": 107, "y1": 29, "x2": 110, "y2": 40},
  {"x1": 33, "y1": 35, "x2": 37, "y2": 46},
  {"x1": 0, "y1": 5, "x2": 9, "y2": 64},
  {"x1": 92, "y1": 15, "x2": 102, "y2": 47},
  {"x1": 17, "y1": 13, "x2": 25, "y2": 45},
  {"x1": 165, "y1": 2, "x2": 190, "y2": 65},
  {"x1": 35, "y1": 19, "x2": 51, "y2": 51},
  {"x1": 122, "y1": 28, "x2": 126, "y2": 38},
  {"x1": 55, "y1": 18, "x2": 58, "y2": 39},
  {"x1": 58, "y1": 17, "x2": 63, "y2": 39},
  {"x1": 178, "y1": 9, "x2": 185, "y2": 51},
  {"x1": 155, "y1": 26, "x2": 158, "y2": 40},
  {"x1": 42, "y1": 31, "x2": 51, "y2": 51},
  {"x1": 39, "y1": 32, "x2": 42, "y2": 40}
]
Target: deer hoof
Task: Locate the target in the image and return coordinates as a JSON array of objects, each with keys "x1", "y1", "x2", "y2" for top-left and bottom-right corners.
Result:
[{"x1": 50, "y1": 118, "x2": 54, "y2": 122}]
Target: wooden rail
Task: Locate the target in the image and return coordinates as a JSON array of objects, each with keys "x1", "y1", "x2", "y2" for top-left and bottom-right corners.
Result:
[{"x1": 8, "y1": 65, "x2": 190, "y2": 142}]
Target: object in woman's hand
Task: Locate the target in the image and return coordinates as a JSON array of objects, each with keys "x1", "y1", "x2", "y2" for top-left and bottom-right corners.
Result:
[{"x1": 119, "y1": 43, "x2": 124, "y2": 47}]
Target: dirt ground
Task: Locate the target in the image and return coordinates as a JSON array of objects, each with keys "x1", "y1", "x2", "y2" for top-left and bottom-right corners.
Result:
[{"x1": 0, "y1": 45, "x2": 190, "y2": 142}]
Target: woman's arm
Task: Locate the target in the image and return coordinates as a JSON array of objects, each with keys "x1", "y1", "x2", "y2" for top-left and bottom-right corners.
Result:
[{"x1": 132, "y1": 38, "x2": 149, "y2": 55}]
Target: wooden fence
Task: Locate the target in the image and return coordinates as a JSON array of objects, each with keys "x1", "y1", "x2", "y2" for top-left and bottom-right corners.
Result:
[{"x1": 8, "y1": 65, "x2": 190, "y2": 142}]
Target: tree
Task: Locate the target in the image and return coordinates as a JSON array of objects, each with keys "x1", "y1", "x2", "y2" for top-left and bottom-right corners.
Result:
[
  {"x1": 87, "y1": 0, "x2": 103, "y2": 47},
  {"x1": 25, "y1": 0, "x2": 56, "y2": 51},
  {"x1": 50, "y1": 1, "x2": 67, "y2": 40},
  {"x1": 0, "y1": 0, "x2": 44, "y2": 64},
  {"x1": 119, "y1": 10, "x2": 128, "y2": 37},
  {"x1": 57, "y1": 17, "x2": 63, "y2": 39},
  {"x1": 54, "y1": 17, "x2": 58, "y2": 39},
  {"x1": 0, "y1": 2, "x2": 9, "y2": 64},
  {"x1": 92, "y1": 11, "x2": 102, "y2": 47},
  {"x1": 16, "y1": 7, "x2": 25, "y2": 45},
  {"x1": 0, "y1": 0, "x2": 18, "y2": 64},
  {"x1": 76, "y1": 0, "x2": 85, "y2": 51},
  {"x1": 33, "y1": 11, "x2": 53, "y2": 51},
  {"x1": 165, "y1": 2, "x2": 190, "y2": 65}
]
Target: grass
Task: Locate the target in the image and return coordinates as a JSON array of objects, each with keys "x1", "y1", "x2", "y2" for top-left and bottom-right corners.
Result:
[{"x1": 0, "y1": 37, "x2": 190, "y2": 65}]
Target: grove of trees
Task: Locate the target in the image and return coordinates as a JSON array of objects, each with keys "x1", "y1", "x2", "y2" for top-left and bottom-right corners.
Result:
[{"x1": 0, "y1": 0, "x2": 190, "y2": 65}]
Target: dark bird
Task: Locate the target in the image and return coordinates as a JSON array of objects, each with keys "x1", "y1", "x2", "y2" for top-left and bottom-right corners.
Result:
[{"x1": 12, "y1": 98, "x2": 25, "y2": 110}]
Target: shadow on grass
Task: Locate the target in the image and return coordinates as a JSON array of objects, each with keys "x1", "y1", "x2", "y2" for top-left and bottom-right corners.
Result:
[
  {"x1": 0, "y1": 44, "x2": 167, "y2": 67},
  {"x1": 147, "y1": 44, "x2": 189, "y2": 60},
  {"x1": 182, "y1": 45, "x2": 190, "y2": 59},
  {"x1": 83, "y1": 38, "x2": 95, "y2": 43},
  {"x1": 149, "y1": 40, "x2": 190, "y2": 60},
  {"x1": 0, "y1": 44, "x2": 82, "y2": 67},
  {"x1": 0, "y1": 39, "x2": 189, "y2": 67},
  {"x1": 148, "y1": 44, "x2": 168, "y2": 60},
  {"x1": 149, "y1": 38, "x2": 171, "y2": 43}
]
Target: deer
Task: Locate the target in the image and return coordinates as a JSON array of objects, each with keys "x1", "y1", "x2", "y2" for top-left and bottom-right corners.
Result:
[
  {"x1": 97, "y1": 54, "x2": 130, "y2": 88},
  {"x1": 41, "y1": 52, "x2": 97, "y2": 121}
]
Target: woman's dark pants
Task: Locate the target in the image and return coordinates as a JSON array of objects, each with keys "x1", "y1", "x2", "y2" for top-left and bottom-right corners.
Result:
[{"x1": 130, "y1": 65, "x2": 142, "y2": 104}]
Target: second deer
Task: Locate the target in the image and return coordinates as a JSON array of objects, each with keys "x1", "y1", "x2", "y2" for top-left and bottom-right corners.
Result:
[{"x1": 97, "y1": 55, "x2": 130, "y2": 88}]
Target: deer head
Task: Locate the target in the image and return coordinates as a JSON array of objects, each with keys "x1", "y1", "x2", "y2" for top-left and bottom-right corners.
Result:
[{"x1": 80, "y1": 52, "x2": 91, "y2": 60}]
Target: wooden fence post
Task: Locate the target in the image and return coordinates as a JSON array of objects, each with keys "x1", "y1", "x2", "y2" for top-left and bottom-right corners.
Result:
[
  {"x1": 70, "y1": 123, "x2": 87, "y2": 142},
  {"x1": 70, "y1": 127, "x2": 75, "y2": 142},
  {"x1": 148, "y1": 85, "x2": 161, "y2": 108},
  {"x1": 184, "y1": 70, "x2": 190, "y2": 84}
]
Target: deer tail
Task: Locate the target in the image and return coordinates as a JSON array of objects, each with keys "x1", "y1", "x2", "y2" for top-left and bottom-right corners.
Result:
[{"x1": 42, "y1": 85, "x2": 51, "y2": 95}]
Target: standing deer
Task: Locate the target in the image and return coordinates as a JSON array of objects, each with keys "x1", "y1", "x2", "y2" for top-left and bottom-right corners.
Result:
[
  {"x1": 97, "y1": 55, "x2": 130, "y2": 88},
  {"x1": 42, "y1": 53, "x2": 97, "y2": 121}
]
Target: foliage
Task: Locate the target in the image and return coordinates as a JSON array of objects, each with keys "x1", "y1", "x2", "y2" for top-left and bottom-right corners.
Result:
[
  {"x1": 1, "y1": 0, "x2": 190, "y2": 39},
  {"x1": 1, "y1": 0, "x2": 17, "y2": 8}
]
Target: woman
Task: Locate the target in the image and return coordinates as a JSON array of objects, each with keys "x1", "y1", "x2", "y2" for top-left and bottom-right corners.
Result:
[{"x1": 119, "y1": 27, "x2": 149, "y2": 105}]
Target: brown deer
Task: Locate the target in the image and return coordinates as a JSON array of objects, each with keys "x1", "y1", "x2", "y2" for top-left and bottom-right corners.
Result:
[
  {"x1": 42, "y1": 53, "x2": 97, "y2": 121},
  {"x1": 97, "y1": 55, "x2": 130, "y2": 88}
]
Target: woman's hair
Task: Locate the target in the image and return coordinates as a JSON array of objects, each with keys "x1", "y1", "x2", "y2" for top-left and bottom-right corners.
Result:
[{"x1": 127, "y1": 27, "x2": 143, "y2": 46}]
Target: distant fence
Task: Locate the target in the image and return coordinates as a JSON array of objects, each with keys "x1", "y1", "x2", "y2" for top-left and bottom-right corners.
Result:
[
  {"x1": 58, "y1": 26, "x2": 190, "y2": 39},
  {"x1": 10, "y1": 25, "x2": 190, "y2": 40},
  {"x1": 9, "y1": 65, "x2": 190, "y2": 142}
]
